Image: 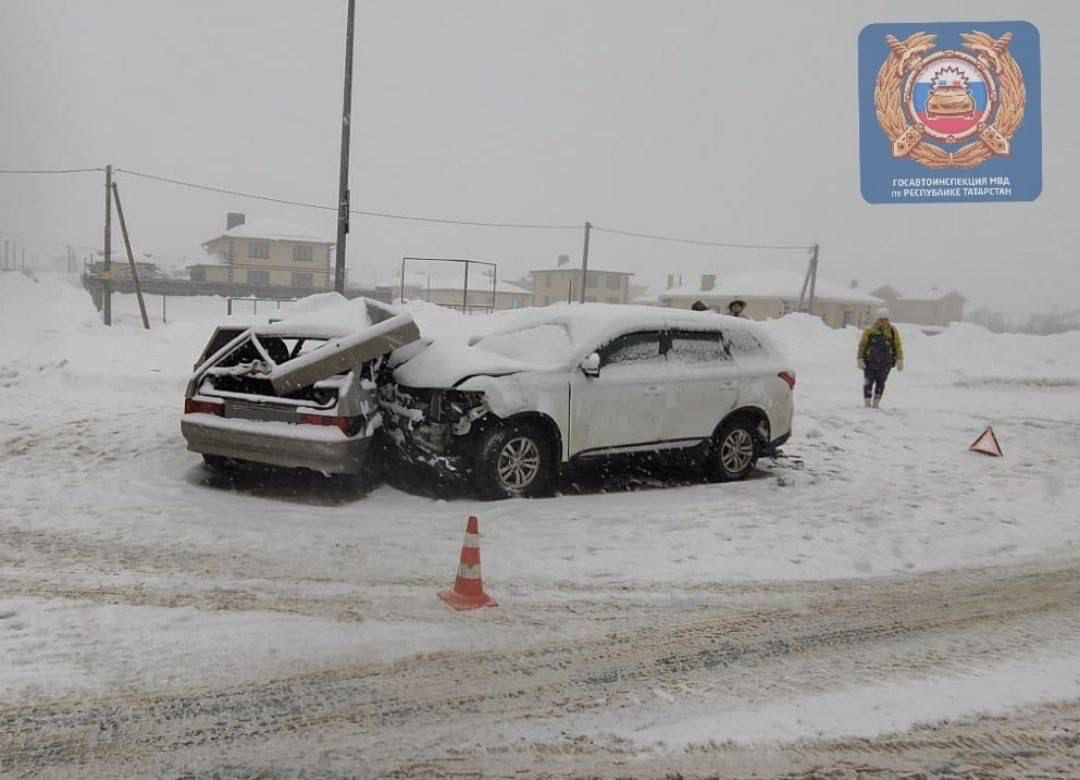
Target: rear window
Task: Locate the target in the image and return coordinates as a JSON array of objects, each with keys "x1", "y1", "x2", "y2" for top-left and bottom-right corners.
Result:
[
  {"x1": 472, "y1": 324, "x2": 572, "y2": 365},
  {"x1": 724, "y1": 329, "x2": 767, "y2": 357},
  {"x1": 667, "y1": 330, "x2": 729, "y2": 363}
]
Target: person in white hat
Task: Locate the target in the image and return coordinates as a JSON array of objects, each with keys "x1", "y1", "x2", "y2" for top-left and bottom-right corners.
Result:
[{"x1": 857, "y1": 307, "x2": 904, "y2": 408}]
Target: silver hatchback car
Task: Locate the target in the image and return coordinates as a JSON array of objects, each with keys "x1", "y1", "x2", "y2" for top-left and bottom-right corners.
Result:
[{"x1": 182, "y1": 297, "x2": 419, "y2": 475}]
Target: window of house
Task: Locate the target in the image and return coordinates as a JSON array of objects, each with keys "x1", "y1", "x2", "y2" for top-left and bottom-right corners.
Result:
[
  {"x1": 249, "y1": 241, "x2": 270, "y2": 260},
  {"x1": 606, "y1": 274, "x2": 621, "y2": 291},
  {"x1": 292, "y1": 244, "x2": 313, "y2": 262},
  {"x1": 600, "y1": 331, "x2": 664, "y2": 367},
  {"x1": 292, "y1": 272, "x2": 313, "y2": 288},
  {"x1": 190, "y1": 267, "x2": 206, "y2": 282},
  {"x1": 586, "y1": 272, "x2": 599, "y2": 289},
  {"x1": 247, "y1": 270, "x2": 270, "y2": 286}
]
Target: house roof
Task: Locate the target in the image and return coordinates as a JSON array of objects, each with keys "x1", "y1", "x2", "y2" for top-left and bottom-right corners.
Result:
[
  {"x1": 204, "y1": 218, "x2": 334, "y2": 246},
  {"x1": 531, "y1": 266, "x2": 634, "y2": 277},
  {"x1": 660, "y1": 270, "x2": 883, "y2": 305},
  {"x1": 378, "y1": 271, "x2": 532, "y2": 296},
  {"x1": 872, "y1": 283, "x2": 965, "y2": 301}
]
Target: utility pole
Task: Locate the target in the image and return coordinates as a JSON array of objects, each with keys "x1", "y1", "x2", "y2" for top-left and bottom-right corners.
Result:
[
  {"x1": 807, "y1": 243, "x2": 820, "y2": 315},
  {"x1": 578, "y1": 221, "x2": 592, "y2": 304},
  {"x1": 103, "y1": 164, "x2": 113, "y2": 325},
  {"x1": 333, "y1": 0, "x2": 356, "y2": 294},
  {"x1": 111, "y1": 183, "x2": 150, "y2": 330},
  {"x1": 3, "y1": 239, "x2": 8, "y2": 269}
]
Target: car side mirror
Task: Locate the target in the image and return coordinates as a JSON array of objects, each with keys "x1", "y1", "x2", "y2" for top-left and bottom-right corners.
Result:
[{"x1": 580, "y1": 352, "x2": 601, "y2": 378}]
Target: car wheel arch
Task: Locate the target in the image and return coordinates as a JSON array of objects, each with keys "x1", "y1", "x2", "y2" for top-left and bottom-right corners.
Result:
[
  {"x1": 497, "y1": 411, "x2": 564, "y2": 462},
  {"x1": 714, "y1": 406, "x2": 771, "y2": 452}
]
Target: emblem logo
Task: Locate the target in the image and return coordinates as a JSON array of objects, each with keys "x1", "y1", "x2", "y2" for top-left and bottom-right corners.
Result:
[{"x1": 874, "y1": 30, "x2": 1026, "y2": 169}]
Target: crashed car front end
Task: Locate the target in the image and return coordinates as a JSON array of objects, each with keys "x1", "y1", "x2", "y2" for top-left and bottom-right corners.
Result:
[{"x1": 378, "y1": 384, "x2": 490, "y2": 478}]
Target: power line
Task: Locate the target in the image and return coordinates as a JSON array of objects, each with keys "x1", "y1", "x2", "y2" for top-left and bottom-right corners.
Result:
[
  {"x1": 592, "y1": 225, "x2": 813, "y2": 252},
  {"x1": 114, "y1": 167, "x2": 579, "y2": 231},
  {"x1": 0, "y1": 167, "x2": 104, "y2": 175},
  {"x1": 0, "y1": 227, "x2": 97, "y2": 253}
]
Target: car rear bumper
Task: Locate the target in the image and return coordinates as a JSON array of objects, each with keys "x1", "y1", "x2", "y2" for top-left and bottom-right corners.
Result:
[
  {"x1": 181, "y1": 413, "x2": 372, "y2": 474},
  {"x1": 765, "y1": 432, "x2": 791, "y2": 456}
]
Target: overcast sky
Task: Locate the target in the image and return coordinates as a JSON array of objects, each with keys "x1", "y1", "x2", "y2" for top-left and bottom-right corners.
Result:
[{"x1": 1, "y1": 0, "x2": 1076, "y2": 317}]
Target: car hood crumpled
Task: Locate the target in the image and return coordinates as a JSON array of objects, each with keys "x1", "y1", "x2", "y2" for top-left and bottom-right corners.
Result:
[{"x1": 391, "y1": 339, "x2": 558, "y2": 389}]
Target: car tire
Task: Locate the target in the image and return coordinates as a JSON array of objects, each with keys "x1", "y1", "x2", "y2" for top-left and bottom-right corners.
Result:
[
  {"x1": 473, "y1": 421, "x2": 556, "y2": 499},
  {"x1": 707, "y1": 417, "x2": 758, "y2": 482},
  {"x1": 202, "y1": 454, "x2": 236, "y2": 472}
]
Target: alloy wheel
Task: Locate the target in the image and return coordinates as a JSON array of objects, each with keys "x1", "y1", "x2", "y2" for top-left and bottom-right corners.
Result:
[
  {"x1": 496, "y1": 436, "x2": 542, "y2": 490},
  {"x1": 719, "y1": 428, "x2": 754, "y2": 474}
]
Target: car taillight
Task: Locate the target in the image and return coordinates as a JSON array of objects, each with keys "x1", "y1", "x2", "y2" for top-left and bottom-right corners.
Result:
[
  {"x1": 184, "y1": 398, "x2": 224, "y2": 415},
  {"x1": 778, "y1": 371, "x2": 797, "y2": 391},
  {"x1": 300, "y1": 413, "x2": 353, "y2": 434}
]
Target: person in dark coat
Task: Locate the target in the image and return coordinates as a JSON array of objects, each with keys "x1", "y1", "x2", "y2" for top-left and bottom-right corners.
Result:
[{"x1": 857, "y1": 308, "x2": 904, "y2": 408}]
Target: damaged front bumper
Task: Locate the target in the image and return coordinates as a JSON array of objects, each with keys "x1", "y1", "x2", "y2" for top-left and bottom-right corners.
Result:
[{"x1": 378, "y1": 385, "x2": 487, "y2": 480}]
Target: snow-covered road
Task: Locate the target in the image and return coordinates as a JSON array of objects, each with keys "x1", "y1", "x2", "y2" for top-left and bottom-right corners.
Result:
[{"x1": 1, "y1": 271, "x2": 1079, "y2": 776}]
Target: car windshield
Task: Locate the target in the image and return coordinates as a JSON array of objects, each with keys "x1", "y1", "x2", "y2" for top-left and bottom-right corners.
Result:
[{"x1": 471, "y1": 323, "x2": 573, "y2": 365}]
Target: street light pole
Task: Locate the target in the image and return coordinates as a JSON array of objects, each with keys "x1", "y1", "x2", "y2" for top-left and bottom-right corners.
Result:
[{"x1": 333, "y1": 0, "x2": 356, "y2": 294}]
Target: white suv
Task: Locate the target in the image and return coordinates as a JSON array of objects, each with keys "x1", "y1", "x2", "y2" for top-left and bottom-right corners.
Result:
[{"x1": 382, "y1": 305, "x2": 795, "y2": 498}]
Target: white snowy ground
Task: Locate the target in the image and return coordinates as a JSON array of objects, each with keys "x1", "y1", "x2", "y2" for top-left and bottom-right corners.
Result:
[{"x1": 1, "y1": 270, "x2": 1079, "y2": 752}]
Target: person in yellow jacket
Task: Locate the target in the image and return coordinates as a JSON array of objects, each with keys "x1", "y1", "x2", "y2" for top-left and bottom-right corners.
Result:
[{"x1": 857, "y1": 308, "x2": 904, "y2": 408}]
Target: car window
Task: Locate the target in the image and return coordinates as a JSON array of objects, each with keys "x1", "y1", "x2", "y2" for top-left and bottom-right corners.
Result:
[
  {"x1": 668, "y1": 330, "x2": 730, "y2": 363},
  {"x1": 601, "y1": 331, "x2": 663, "y2": 367},
  {"x1": 724, "y1": 329, "x2": 766, "y2": 357}
]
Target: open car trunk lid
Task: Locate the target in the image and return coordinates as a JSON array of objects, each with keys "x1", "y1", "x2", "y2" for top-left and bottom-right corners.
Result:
[{"x1": 267, "y1": 314, "x2": 420, "y2": 396}]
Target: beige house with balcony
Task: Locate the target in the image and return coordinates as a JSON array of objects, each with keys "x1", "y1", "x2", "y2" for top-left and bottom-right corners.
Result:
[
  {"x1": 869, "y1": 284, "x2": 966, "y2": 327},
  {"x1": 531, "y1": 261, "x2": 634, "y2": 306},
  {"x1": 188, "y1": 213, "x2": 334, "y2": 290},
  {"x1": 658, "y1": 270, "x2": 883, "y2": 329}
]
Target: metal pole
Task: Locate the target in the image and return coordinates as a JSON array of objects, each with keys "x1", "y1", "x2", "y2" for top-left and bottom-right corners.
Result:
[
  {"x1": 21, "y1": 247, "x2": 26, "y2": 270},
  {"x1": 3, "y1": 239, "x2": 8, "y2": 269},
  {"x1": 578, "y1": 221, "x2": 592, "y2": 304},
  {"x1": 111, "y1": 183, "x2": 151, "y2": 329},
  {"x1": 333, "y1": 0, "x2": 356, "y2": 294},
  {"x1": 796, "y1": 261, "x2": 811, "y2": 313},
  {"x1": 103, "y1": 164, "x2": 113, "y2": 325},
  {"x1": 162, "y1": 294, "x2": 167, "y2": 324},
  {"x1": 399, "y1": 257, "x2": 406, "y2": 304},
  {"x1": 462, "y1": 260, "x2": 470, "y2": 313},
  {"x1": 807, "y1": 243, "x2": 820, "y2": 316}
]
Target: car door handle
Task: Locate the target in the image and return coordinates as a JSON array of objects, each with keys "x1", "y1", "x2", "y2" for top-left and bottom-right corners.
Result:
[{"x1": 643, "y1": 386, "x2": 665, "y2": 398}]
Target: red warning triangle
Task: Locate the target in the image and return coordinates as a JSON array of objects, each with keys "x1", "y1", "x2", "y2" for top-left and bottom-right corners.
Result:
[{"x1": 969, "y1": 426, "x2": 1003, "y2": 457}]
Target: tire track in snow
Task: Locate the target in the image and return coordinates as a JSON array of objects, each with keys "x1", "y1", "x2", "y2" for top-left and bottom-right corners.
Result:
[{"x1": 3, "y1": 561, "x2": 1080, "y2": 776}]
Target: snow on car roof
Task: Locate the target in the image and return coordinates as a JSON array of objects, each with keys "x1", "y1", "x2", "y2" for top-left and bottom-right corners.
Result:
[
  {"x1": 392, "y1": 303, "x2": 776, "y2": 388},
  {"x1": 468, "y1": 302, "x2": 767, "y2": 351}
]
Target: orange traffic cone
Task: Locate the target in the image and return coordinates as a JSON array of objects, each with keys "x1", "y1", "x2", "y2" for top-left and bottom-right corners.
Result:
[{"x1": 438, "y1": 516, "x2": 497, "y2": 610}]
